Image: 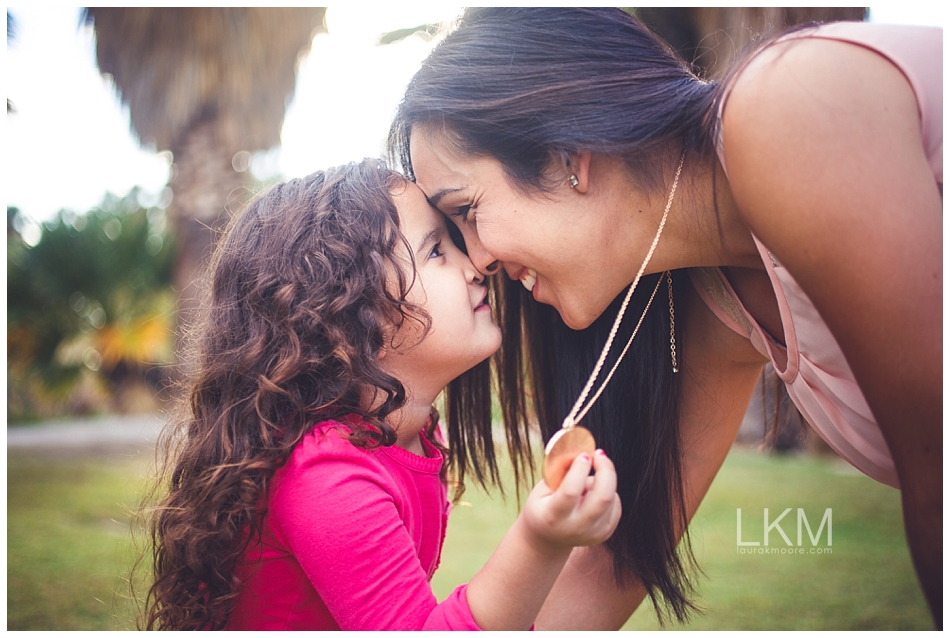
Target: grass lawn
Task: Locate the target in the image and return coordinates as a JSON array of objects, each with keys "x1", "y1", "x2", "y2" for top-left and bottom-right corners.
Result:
[
  {"x1": 431, "y1": 446, "x2": 932, "y2": 630},
  {"x1": 7, "y1": 444, "x2": 933, "y2": 630},
  {"x1": 7, "y1": 451, "x2": 153, "y2": 630}
]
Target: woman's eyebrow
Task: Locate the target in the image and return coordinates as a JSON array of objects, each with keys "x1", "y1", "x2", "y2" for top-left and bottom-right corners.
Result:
[{"x1": 427, "y1": 187, "x2": 465, "y2": 208}]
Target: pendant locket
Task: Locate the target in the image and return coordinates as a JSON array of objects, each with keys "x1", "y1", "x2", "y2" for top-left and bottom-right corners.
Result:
[{"x1": 541, "y1": 426, "x2": 596, "y2": 490}]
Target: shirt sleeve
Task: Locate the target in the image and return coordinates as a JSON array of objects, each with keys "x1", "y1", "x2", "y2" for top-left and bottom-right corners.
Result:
[{"x1": 268, "y1": 431, "x2": 481, "y2": 631}]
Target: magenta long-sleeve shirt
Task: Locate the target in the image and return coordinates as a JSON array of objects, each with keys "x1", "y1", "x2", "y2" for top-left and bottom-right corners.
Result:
[{"x1": 225, "y1": 417, "x2": 481, "y2": 630}]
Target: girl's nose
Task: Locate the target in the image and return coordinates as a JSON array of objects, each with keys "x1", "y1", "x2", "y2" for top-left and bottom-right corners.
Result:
[{"x1": 463, "y1": 253, "x2": 486, "y2": 285}]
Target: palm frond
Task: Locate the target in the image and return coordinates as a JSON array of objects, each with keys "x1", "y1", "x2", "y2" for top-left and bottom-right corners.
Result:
[{"x1": 85, "y1": 8, "x2": 327, "y2": 153}]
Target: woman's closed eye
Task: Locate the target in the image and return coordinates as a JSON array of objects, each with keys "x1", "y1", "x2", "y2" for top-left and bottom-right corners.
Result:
[{"x1": 450, "y1": 204, "x2": 473, "y2": 223}]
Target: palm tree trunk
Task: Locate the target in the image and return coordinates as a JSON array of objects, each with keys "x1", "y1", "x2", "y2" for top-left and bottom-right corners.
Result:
[
  {"x1": 85, "y1": 7, "x2": 326, "y2": 373},
  {"x1": 167, "y1": 114, "x2": 250, "y2": 366}
]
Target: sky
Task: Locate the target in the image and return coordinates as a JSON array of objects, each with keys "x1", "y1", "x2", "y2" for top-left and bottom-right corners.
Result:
[
  {"x1": 4, "y1": 5, "x2": 462, "y2": 241},
  {"x1": 4, "y1": 4, "x2": 944, "y2": 242}
]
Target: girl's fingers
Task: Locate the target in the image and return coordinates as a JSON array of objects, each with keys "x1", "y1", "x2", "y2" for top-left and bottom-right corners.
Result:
[
  {"x1": 552, "y1": 452, "x2": 593, "y2": 504},
  {"x1": 590, "y1": 449, "x2": 618, "y2": 495},
  {"x1": 574, "y1": 450, "x2": 619, "y2": 520},
  {"x1": 542, "y1": 450, "x2": 621, "y2": 540}
]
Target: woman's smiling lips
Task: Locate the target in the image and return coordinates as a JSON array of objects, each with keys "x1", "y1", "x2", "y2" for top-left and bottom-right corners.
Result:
[{"x1": 519, "y1": 268, "x2": 538, "y2": 292}]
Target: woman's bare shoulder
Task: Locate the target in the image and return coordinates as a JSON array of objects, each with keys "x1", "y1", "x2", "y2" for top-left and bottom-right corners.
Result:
[
  {"x1": 719, "y1": 32, "x2": 924, "y2": 238},
  {"x1": 722, "y1": 34, "x2": 920, "y2": 162},
  {"x1": 724, "y1": 31, "x2": 920, "y2": 128}
]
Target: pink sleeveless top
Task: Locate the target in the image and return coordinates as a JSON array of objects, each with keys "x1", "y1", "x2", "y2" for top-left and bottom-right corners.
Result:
[{"x1": 694, "y1": 22, "x2": 942, "y2": 489}]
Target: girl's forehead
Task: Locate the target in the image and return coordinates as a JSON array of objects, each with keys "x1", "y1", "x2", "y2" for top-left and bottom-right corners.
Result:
[
  {"x1": 391, "y1": 179, "x2": 426, "y2": 211},
  {"x1": 392, "y1": 180, "x2": 440, "y2": 226}
]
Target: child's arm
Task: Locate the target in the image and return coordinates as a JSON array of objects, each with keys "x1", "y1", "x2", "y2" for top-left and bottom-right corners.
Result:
[
  {"x1": 267, "y1": 429, "x2": 619, "y2": 630},
  {"x1": 464, "y1": 449, "x2": 621, "y2": 630}
]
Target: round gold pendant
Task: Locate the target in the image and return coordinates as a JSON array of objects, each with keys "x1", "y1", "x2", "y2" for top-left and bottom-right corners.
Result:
[{"x1": 542, "y1": 426, "x2": 596, "y2": 490}]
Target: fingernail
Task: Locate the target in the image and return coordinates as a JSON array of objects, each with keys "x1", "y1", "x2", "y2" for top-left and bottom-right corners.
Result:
[
  {"x1": 579, "y1": 454, "x2": 590, "y2": 462},
  {"x1": 596, "y1": 449, "x2": 606, "y2": 456}
]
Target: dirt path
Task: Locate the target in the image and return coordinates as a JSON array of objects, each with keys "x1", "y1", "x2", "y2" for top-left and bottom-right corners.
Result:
[{"x1": 7, "y1": 413, "x2": 168, "y2": 457}]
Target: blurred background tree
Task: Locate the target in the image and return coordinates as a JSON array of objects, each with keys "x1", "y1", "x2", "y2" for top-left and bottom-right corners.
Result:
[
  {"x1": 8, "y1": 193, "x2": 175, "y2": 420},
  {"x1": 83, "y1": 8, "x2": 327, "y2": 364},
  {"x1": 631, "y1": 7, "x2": 867, "y2": 77},
  {"x1": 8, "y1": 8, "x2": 327, "y2": 422},
  {"x1": 7, "y1": 10, "x2": 16, "y2": 113}
]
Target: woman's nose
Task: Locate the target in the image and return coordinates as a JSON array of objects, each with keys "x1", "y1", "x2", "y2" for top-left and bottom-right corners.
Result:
[{"x1": 463, "y1": 234, "x2": 500, "y2": 276}]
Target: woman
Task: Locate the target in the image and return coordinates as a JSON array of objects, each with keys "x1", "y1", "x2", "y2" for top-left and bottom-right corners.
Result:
[{"x1": 388, "y1": 7, "x2": 941, "y2": 630}]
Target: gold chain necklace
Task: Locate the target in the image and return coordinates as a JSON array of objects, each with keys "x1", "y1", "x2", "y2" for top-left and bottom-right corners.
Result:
[{"x1": 542, "y1": 152, "x2": 686, "y2": 489}]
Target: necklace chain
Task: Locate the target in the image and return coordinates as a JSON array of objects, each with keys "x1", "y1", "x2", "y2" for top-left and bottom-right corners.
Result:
[
  {"x1": 668, "y1": 271, "x2": 678, "y2": 373},
  {"x1": 562, "y1": 152, "x2": 686, "y2": 429}
]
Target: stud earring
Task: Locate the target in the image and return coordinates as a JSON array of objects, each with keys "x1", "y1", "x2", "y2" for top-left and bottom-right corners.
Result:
[{"x1": 568, "y1": 174, "x2": 579, "y2": 188}]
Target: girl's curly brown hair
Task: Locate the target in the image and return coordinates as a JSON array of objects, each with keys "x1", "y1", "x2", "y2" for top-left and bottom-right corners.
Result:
[{"x1": 140, "y1": 159, "x2": 502, "y2": 630}]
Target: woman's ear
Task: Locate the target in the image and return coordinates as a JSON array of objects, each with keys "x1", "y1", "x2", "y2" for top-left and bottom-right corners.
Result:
[{"x1": 571, "y1": 151, "x2": 592, "y2": 194}]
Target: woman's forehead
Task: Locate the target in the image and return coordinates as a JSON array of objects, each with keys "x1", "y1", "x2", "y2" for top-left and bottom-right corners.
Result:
[
  {"x1": 409, "y1": 127, "x2": 489, "y2": 202},
  {"x1": 410, "y1": 126, "x2": 450, "y2": 168}
]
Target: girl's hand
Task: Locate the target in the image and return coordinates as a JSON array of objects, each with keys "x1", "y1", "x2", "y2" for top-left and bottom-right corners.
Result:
[
  {"x1": 521, "y1": 449, "x2": 622, "y2": 553},
  {"x1": 463, "y1": 449, "x2": 621, "y2": 630}
]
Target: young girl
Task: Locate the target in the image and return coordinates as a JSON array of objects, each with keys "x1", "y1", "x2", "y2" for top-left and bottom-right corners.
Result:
[{"x1": 142, "y1": 158, "x2": 621, "y2": 630}]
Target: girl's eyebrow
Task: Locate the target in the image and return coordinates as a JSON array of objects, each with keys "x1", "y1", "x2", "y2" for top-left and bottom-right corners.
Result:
[
  {"x1": 416, "y1": 225, "x2": 444, "y2": 255},
  {"x1": 426, "y1": 187, "x2": 464, "y2": 208}
]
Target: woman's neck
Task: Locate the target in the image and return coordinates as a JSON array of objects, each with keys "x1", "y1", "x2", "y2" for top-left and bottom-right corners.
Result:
[
  {"x1": 614, "y1": 154, "x2": 763, "y2": 274},
  {"x1": 679, "y1": 156, "x2": 763, "y2": 270}
]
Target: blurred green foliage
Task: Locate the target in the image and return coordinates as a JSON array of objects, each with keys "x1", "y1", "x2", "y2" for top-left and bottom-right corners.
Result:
[{"x1": 7, "y1": 189, "x2": 177, "y2": 422}]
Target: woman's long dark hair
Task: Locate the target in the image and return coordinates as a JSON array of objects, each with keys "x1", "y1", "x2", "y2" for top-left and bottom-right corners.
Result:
[
  {"x1": 492, "y1": 270, "x2": 695, "y2": 623},
  {"x1": 390, "y1": 7, "x2": 718, "y2": 194},
  {"x1": 389, "y1": 8, "x2": 719, "y2": 623},
  {"x1": 141, "y1": 159, "x2": 499, "y2": 630}
]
